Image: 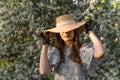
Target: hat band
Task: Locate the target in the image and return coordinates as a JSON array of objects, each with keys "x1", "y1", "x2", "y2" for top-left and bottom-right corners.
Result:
[{"x1": 56, "y1": 20, "x2": 76, "y2": 27}]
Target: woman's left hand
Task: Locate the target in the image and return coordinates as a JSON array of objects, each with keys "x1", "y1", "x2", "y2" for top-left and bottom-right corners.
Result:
[{"x1": 85, "y1": 19, "x2": 95, "y2": 34}]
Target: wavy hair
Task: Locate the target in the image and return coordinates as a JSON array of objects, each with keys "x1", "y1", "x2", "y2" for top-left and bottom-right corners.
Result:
[{"x1": 55, "y1": 30, "x2": 82, "y2": 64}]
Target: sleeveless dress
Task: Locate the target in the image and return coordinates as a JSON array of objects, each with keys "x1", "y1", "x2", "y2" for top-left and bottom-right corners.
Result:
[{"x1": 47, "y1": 44, "x2": 94, "y2": 80}]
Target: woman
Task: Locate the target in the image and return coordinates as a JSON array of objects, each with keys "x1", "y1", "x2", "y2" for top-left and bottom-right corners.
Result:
[{"x1": 39, "y1": 14, "x2": 104, "y2": 80}]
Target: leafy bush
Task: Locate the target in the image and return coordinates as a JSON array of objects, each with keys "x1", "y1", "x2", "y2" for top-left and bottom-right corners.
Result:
[{"x1": 0, "y1": 0, "x2": 119, "y2": 80}]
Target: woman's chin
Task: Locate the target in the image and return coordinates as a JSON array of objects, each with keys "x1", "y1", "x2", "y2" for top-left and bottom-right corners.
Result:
[{"x1": 64, "y1": 39, "x2": 71, "y2": 42}]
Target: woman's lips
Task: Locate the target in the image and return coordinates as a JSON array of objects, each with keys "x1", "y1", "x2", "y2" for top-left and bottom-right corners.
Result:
[{"x1": 63, "y1": 35, "x2": 69, "y2": 38}]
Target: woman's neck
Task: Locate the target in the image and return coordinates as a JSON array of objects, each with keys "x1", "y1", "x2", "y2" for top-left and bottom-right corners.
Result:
[{"x1": 65, "y1": 41, "x2": 72, "y2": 48}]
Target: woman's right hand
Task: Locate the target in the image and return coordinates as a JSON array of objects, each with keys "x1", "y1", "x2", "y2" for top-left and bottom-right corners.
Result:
[{"x1": 40, "y1": 32, "x2": 50, "y2": 45}]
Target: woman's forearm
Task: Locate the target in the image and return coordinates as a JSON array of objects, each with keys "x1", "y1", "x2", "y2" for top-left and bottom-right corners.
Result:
[
  {"x1": 88, "y1": 31, "x2": 105, "y2": 59},
  {"x1": 39, "y1": 44, "x2": 51, "y2": 75}
]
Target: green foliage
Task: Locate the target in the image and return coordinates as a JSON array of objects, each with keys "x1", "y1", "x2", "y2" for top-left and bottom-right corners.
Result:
[
  {"x1": 111, "y1": 0, "x2": 120, "y2": 9},
  {"x1": 0, "y1": 0, "x2": 120, "y2": 80}
]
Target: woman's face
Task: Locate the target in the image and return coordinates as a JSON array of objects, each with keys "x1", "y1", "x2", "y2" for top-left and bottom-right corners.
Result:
[{"x1": 59, "y1": 30, "x2": 74, "y2": 42}]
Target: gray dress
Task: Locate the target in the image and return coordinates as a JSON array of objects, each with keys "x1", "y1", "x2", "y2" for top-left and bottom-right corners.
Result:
[{"x1": 47, "y1": 44, "x2": 94, "y2": 80}]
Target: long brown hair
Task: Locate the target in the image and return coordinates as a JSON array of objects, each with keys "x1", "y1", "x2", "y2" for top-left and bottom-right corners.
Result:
[{"x1": 55, "y1": 30, "x2": 82, "y2": 64}]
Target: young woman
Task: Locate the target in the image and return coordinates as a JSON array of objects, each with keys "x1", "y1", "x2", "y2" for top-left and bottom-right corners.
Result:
[{"x1": 39, "y1": 14, "x2": 104, "y2": 80}]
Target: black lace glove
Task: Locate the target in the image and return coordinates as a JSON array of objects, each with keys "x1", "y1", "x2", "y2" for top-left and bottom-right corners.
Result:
[
  {"x1": 85, "y1": 19, "x2": 95, "y2": 34},
  {"x1": 40, "y1": 32, "x2": 50, "y2": 45}
]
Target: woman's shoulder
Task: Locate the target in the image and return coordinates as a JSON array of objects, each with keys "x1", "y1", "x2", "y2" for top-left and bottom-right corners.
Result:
[
  {"x1": 79, "y1": 43, "x2": 94, "y2": 69},
  {"x1": 80, "y1": 43, "x2": 93, "y2": 50},
  {"x1": 79, "y1": 43, "x2": 94, "y2": 56},
  {"x1": 80, "y1": 43, "x2": 87, "y2": 49},
  {"x1": 48, "y1": 45, "x2": 60, "y2": 54},
  {"x1": 48, "y1": 45, "x2": 57, "y2": 49}
]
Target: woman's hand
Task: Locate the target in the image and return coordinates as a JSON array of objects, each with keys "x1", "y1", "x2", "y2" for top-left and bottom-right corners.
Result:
[
  {"x1": 85, "y1": 19, "x2": 95, "y2": 34},
  {"x1": 40, "y1": 32, "x2": 50, "y2": 45}
]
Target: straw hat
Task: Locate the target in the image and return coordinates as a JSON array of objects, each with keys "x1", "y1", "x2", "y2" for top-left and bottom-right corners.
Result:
[{"x1": 43, "y1": 14, "x2": 87, "y2": 39}]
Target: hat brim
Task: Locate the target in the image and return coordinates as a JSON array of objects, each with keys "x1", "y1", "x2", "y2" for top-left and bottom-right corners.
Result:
[{"x1": 43, "y1": 21, "x2": 87, "y2": 39}]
